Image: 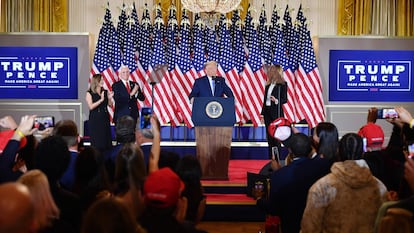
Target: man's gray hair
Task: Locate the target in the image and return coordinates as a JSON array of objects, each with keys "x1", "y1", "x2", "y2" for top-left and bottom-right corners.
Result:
[
  {"x1": 136, "y1": 121, "x2": 154, "y2": 139},
  {"x1": 140, "y1": 128, "x2": 154, "y2": 139}
]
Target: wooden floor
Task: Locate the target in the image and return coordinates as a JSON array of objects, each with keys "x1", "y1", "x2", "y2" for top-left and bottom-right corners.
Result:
[{"x1": 197, "y1": 221, "x2": 265, "y2": 233}]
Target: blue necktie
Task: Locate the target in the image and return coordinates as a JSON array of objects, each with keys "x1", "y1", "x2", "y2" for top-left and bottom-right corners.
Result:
[{"x1": 211, "y1": 79, "x2": 215, "y2": 95}]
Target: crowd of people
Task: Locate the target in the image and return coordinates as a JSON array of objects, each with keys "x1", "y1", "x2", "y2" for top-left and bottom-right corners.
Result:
[
  {"x1": 0, "y1": 113, "x2": 207, "y2": 233},
  {"x1": 254, "y1": 106, "x2": 414, "y2": 233}
]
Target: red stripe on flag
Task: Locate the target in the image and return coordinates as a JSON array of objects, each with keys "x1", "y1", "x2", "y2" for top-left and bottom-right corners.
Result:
[
  {"x1": 218, "y1": 66, "x2": 243, "y2": 124},
  {"x1": 296, "y1": 65, "x2": 325, "y2": 128},
  {"x1": 171, "y1": 66, "x2": 195, "y2": 127},
  {"x1": 241, "y1": 65, "x2": 266, "y2": 127}
]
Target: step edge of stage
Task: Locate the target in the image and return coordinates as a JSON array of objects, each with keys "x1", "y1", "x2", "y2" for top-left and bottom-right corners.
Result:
[
  {"x1": 201, "y1": 182, "x2": 246, "y2": 187},
  {"x1": 160, "y1": 141, "x2": 268, "y2": 147},
  {"x1": 205, "y1": 193, "x2": 257, "y2": 205}
]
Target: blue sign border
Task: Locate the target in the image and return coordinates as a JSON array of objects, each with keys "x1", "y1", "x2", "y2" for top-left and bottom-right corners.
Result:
[
  {"x1": 329, "y1": 50, "x2": 414, "y2": 102},
  {"x1": 0, "y1": 47, "x2": 78, "y2": 99}
]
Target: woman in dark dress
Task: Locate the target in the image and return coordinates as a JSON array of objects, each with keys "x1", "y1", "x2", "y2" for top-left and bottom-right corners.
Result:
[
  {"x1": 85, "y1": 74, "x2": 113, "y2": 153},
  {"x1": 261, "y1": 64, "x2": 288, "y2": 159}
]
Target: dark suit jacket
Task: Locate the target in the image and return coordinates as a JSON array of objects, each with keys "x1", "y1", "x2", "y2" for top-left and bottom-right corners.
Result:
[
  {"x1": 267, "y1": 157, "x2": 330, "y2": 233},
  {"x1": 112, "y1": 80, "x2": 145, "y2": 124},
  {"x1": 189, "y1": 76, "x2": 234, "y2": 99},
  {"x1": 261, "y1": 83, "x2": 288, "y2": 123}
]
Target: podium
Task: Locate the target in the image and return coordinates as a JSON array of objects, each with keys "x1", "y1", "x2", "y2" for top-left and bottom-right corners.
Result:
[{"x1": 192, "y1": 97, "x2": 236, "y2": 180}]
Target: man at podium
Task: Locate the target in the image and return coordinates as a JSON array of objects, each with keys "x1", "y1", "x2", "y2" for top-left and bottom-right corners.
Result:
[
  {"x1": 189, "y1": 61, "x2": 234, "y2": 101},
  {"x1": 189, "y1": 61, "x2": 235, "y2": 180}
]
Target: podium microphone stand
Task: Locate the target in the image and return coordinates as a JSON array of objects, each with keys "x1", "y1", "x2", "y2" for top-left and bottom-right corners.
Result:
[
  {"x1": 148, "y1": 64, "x2": 168, "y2": 112},
  {"x1": 150, "y1": 81, "x2": 156, "y2": 111}
]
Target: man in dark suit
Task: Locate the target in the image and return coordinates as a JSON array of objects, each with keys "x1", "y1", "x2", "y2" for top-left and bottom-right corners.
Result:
[
  {"x1": 112, "y1": 65, "x2": 145, "y2": 124},
  {"x1": 255, "y1": 133, "x2": 331, "y2": 233},
  {"x1": 188, "y1": 61, "x2": 234, "y2": 102}
]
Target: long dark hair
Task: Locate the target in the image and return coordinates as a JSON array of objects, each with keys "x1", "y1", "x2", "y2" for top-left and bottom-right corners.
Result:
[
  {"x1": 114, "y1": 143, "x2": 146, "y2": 195},
  {"x1": 315, "y1": 122, "x2": 339, "y2": 163}
]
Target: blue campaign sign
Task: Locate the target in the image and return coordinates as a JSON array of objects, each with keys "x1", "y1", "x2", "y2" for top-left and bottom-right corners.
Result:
[
  {"x1": 0, "y1": 47, "x2": 78, "y2": 99},
  {"x1": 329, "y1": 50, "x2": 414, "y2": 101}
]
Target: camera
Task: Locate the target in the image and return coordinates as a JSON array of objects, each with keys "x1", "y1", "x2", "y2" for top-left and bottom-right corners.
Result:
[
  {"x1": 33, "y1": 116, "x2": 55, "y2": 130},
  {"x1": 140, "y1": 107, "x2": 152, "y2": 129},
  {"x1": 377, "y1": 108, "x2": 398, "y2": 119}
]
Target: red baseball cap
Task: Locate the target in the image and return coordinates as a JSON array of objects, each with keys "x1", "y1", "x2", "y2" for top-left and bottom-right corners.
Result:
[
  {"x1": 268, "y1": 117, "x2": 292, "y2": 141},
  {"x1": 144, "y1": 167, "x2": 185, "y2": 208},
  {"x1": 358, "y1": 122, "x2": 384, "y2": 150},
  {"x1": 0, "y1": 130, "x2": 27, "y2": 154}
]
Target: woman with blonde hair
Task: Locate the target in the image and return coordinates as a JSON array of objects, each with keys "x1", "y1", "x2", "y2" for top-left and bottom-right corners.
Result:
[
  {"x1": 17, "y1": 169, "x2": 60, "y2": 232},
  {"x1": 261, "y1": 64, "x2": 288, "y2": 159}
]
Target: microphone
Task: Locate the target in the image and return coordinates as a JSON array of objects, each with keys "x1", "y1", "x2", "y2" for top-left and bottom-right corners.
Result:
[{"x1": 214, "y1": 76, "x2": 220, "y2": 84}]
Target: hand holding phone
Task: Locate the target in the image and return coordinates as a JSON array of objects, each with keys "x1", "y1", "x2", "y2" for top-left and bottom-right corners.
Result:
[
  {"x1": 271, "y1": 146, "x2": 280, "y2": 163},
  {"x1": 33, "y1": 116, "x2": 55, "y2": 131},
  {"x1": 140, "y1": 107, "x2": 152, "y2": 129},
  {"x1": 377, "y1": 108, "x2": 398, "y2": 119}
]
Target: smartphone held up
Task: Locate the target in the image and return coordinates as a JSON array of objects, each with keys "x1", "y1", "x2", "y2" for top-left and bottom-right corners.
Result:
[
  {"x1": 33, "y1": 116, "x2": 55, "y2": 131},
  {"x1": 377, "y1": 108, "x2": 399, "y2": 119},
  {"x1": 140, "y1": 107, "x2": 152, "y2": 129}
]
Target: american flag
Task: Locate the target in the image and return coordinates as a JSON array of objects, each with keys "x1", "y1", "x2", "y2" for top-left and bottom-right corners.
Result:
[
  {"x1": 89, "y1": 3, "x2": 323, "y2": 129},
  {"x1": 123, "y1": 17, "x2": 140, "y2": 85},
  {"x1": 241, "y1": 7, "x2": 266, "y2": 127},
  {"x1": 218, "y1": 16, "x2": 243, "y2": 124},
  {"x1": 117, "y1": 3, "x2": 127, "y2": 52},
  {"x1": 206, "y1": 27, "x2": 219, "y2": 62},
  {"x1": 231, "y1": 9, "x2": 246, "y2": 75},
  {"x1": 283, "y1": 5, "x2": 295, "y2": 58},
  {"x1": 243, "y1": 5, "x2": 254, "y2": 50},
  {"x1": 90, "y1": 5, "x2": 118, "y2": 120},
  {"x1": 107, "y1": 13, "x2": 122, "y2": 76},
  {"x1": 258, "y1": 5, "x2": 273, "y2": 65},
  {"x1": 273, "y1": 15, "x2": 296, "y2": 123},
  {"x1": 270, "y1": 4, "x2": 280, "y2": 54},
  {"x1": 130, "y1": 2, "x2": 141, "y2": 54},
  {"x1": 149, "y1": 13, "x2": 177, "y2": 125},
  {"x1": 166, "y1": 5, "x2": 178, "y2": 72},
  {"x1": 166, "y1": 5, "x2": 181, "y2": 124},
  {"x1": 136, "y1": 4, "x2": 152, "y2": 108},
  {"x1": 91, "y1": 15, "x2": 110, "y2": 83},
  {"x1": 283, "y1": 5, "x2": 304, "y2": 122},
  {"x1": 192, "y1": 13, "x2": 206, "y2": 77},
  {"x1": 295, "y1": 5, "x2": 325, "y2": 128},
  {"x1": 171, "y1": 9, "x2": 196, "y2": 127},
  {"x1": 231, "y1": 9, "x2": 247, "y2": 122}
]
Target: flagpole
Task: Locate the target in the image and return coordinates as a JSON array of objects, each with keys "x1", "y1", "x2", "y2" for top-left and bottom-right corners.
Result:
[
  {"x1": 277, "y1": 85, "x2": 281, "y2": 117},
  {"x1": 150, "y1": 82, "x2": 155, "y2": 112}
]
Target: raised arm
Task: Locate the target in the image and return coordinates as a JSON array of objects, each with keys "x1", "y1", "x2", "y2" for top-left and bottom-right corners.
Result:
[{"x1": 148, "y1": 115, "x2": 161, "y2": 173}]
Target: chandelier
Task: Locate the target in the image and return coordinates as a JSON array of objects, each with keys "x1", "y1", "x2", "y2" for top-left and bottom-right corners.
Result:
[
  {"x1": 181, "y1": 0, "x2": 241, "y2": 14},
  {"x1": 181, "y1": 0, "x2": 241, "y2": 29}
]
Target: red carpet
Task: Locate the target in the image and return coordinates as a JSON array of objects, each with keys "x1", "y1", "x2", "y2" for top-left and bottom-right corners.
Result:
[
  {"x1": 200, "y1": 160, "x2": 268, "y2": 221},
  {"x1": 201, "y1": 159, "x2": 269, "y2": 185}
]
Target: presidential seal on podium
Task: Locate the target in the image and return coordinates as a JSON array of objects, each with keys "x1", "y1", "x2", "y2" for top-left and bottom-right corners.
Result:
[{"x1": 206, "y1": 101, "x2": 223, "y2": 119}]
